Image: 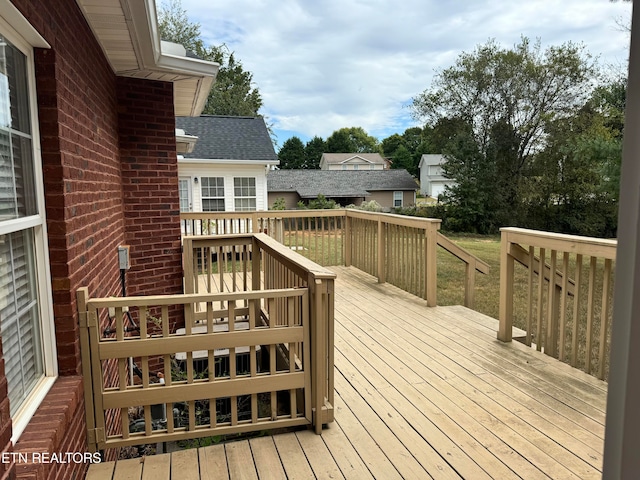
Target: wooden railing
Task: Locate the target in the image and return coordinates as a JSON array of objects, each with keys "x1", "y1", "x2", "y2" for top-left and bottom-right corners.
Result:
[
  {"x1": 181, "y1": 210, "x2": 489, "y2": 308},
  {"x1": 498, "y1": 227, "x2": 617, "y2": 379},
  {"x1": 78, "y1": 233, "x2": 335, "y2": 452}
]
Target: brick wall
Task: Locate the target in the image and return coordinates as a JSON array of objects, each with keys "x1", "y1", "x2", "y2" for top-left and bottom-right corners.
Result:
[
  {"x1": 1, "y1": 0, "x2": 185, "y2": 477},
  {"x1": 13, "y1": 378, "x2": 85, "y2": 480},
  {"x1": 118, "y1": 77, "x2": 184, "y2": 299}
]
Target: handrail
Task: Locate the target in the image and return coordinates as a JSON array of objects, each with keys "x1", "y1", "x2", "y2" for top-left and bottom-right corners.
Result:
[
  {"x1": 498, "y1": 227, "x2": 616, "y2": 380},
  {"x1": 180, "y1": 210, "x2": 489, "y2": 308},
  {"x1": 437, "y1": 232, "x2": 490, "y2": 273}
]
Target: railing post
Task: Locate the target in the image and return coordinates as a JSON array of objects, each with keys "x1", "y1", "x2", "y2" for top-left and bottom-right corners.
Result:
[
  {"x1": 77, "y1": 287, "x2": 97, "y2": 453},
  {"x1": 310, "y1": 278, "x2": 326, "y2": 434},
  {"x1": 325, "y1": 278, "x2": 335, "y2": 423},
  {"x1": 498, "y1": 229, "x2": 514, "y2": 342},
  {"x1": 344, "y1": 213, "x2": 352, "y2": 267},
  {"x1": 424, "y1": 221, "x2": 438, "y2": 306},
  {"x1": 183, "y1": 236, "x2": 194, "y2": 294},
  {"x1": 377, "y1": 219, "x2": 385, "y2": 283},
  {"x1": 464, "y1": 258, "x2": 476, "y2": 308}
]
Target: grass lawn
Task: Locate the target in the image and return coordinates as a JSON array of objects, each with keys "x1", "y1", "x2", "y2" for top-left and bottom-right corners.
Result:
[{"x1": 436, "y1": 233, "x2": 502, "y2": 319}]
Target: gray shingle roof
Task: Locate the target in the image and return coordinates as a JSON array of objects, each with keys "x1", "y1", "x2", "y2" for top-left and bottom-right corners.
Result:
[
  {"x1": 175, "y1": 115, "x2": 278, "y2": 162},
  {"x1": 268, "y1": 170, "x2": 417, "y2": 198}
]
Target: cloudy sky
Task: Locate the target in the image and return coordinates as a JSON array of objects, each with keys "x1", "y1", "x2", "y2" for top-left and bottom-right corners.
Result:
[{"x1": 180, "y1": 0, "x2": 632, "y2": 149}]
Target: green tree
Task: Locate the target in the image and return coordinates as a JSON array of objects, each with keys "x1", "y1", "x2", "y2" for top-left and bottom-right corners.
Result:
[
  {"x1": 522, "y1": 94, "x2": 621, "y2": 237},
  {"x1": 278, "y1": 137, "x2": 306, "y2": 169},
  {"x1": 440, "y1": 132, "x2": 498, "y2": 233},
  {"x1": 381, "y1": 134, "x2": 404, "y2": 157},
  {"x1": 326, "y1": 127, "x2": 380, "y2": 153},
  {"x1": 305, "y1": 136, "x2": 327, "y2": 169},
  {"x1": 412, "y1": 37, "x2": 599, "y2": 233},
  {"x1": 389, "y1": 145, "x2": 416, "y2": 175},
  {"x1": 158, "y1": 0, "x2": 263, "y2": 116},
  {"x1": 412, "y1": 38, "x2": 597, "y2": 165}
]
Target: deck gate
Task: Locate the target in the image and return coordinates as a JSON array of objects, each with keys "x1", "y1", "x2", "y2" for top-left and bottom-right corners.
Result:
[{"x1": 78, "y1": 287, "x2": 314, "y2": 452}]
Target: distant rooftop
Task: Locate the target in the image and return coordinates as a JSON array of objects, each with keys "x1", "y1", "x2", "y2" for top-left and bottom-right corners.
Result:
[
  {"x1": 268, "y1": 169, "x2": 417, "y2": 198},
  {"x1": 321, "y1": 153, "x2": 387, "y2": 165},
  {"x1": 175, "y1": 115, "x2": 278, "y2": 162}
]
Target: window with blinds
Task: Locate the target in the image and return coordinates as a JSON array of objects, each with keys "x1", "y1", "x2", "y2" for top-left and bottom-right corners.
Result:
[{"x1": 0, "y1": 32, "x2": 50, "y2": 417}]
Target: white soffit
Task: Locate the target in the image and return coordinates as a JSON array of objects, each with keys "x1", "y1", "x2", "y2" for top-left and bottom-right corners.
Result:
[{"x1": 76, "y1": 0, "x2": 218, "y2": 116}]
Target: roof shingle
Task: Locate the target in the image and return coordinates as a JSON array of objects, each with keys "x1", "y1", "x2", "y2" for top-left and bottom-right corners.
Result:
[
  {"x1": 268, "y1": 170, "x2": 417, "y2": 198},
  {"x1": 176, "y1": 115, "x2": 278, "y2": 161}
]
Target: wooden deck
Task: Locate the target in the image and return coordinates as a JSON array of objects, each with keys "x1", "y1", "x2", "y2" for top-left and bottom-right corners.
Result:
[{"x1": 87, "y1": 266, "x2": 606, "y2": 479}]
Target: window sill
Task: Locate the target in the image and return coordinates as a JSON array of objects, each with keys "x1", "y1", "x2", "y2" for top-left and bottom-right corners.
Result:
[{"x1": 10, "y1": 376, "x2": 57, "y2": 443}]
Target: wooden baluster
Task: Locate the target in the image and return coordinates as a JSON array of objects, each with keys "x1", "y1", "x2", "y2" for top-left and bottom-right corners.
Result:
[
  {"x1": 585, "y1": 256, "x2": 597, "y2": 374},
  {"x1": 598, "y1": 258, "x2": 613, "y2": 379},
  {"x1": 571, "y1": 254, "x2": 583, "y2": 367}
]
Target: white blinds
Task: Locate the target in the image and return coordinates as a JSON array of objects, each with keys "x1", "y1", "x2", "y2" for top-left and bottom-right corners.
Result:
[
  {"x1": 0, "y1": 33, "x2": 45, "y2": 417},
  {"x1": 0, "y1": 231, "x2": 41, "y2": 415}
]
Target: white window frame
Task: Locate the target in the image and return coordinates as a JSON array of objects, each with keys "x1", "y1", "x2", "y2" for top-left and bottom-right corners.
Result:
[
  {"x1": 178, "y1": 176, "x2": 191, "y2": 212},
  {"x1": 393, "y1": 191, "x2": 403, "y2": 208},
  {"x1": 200, "y1": 176, "x2": 225, "y2": 212},
  {"x1": 233, "y1": 177, "x2": 257, "y2": 212},
  {"x1": 0, "y1": 4, "x2": 56, "y2": 443}
]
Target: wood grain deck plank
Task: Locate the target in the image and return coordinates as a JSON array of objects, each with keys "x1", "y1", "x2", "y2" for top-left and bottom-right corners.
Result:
[
  {"x1": 335, "y1": 333, "x2": 524, "y2": 480},
  {"x1": 294, "y1": 429, "x2": 345, "y2": 480},
  {"x1": 337, "y1": 298, "x2": 604, "y2": 458},
  {"x1": 199, "y1": 444, "x2": 229, "y2": 480},
  {"x1": 225, "y1": 441, "x2": 259, "y2": 480},
  {"x1": 248, "y1": 436, "x2": 287, "y2": 480},
  {"x1": 86, "y1": 461, "x2": 116, "y2": 480},
  {"x1": 334, "y1": 267, "x2": 603, "y2": 479},
  {"x1": 112, "y1": 458, "x2": 143, "y2": 480},
  {"x1": 170, "y1": 449, "x2": 200, "y2": 480},
  {"x1": 334, "y1": 373, "x2": 437, "y2": 480},
  {"x1": 331, "y1": 394, "x2": 404, "y2": 480},
  {"x1": 334, "y1": 323, "x2": 560, "y2": 480},
  {"x1": 272, "y1": 432, "x2": 315, "y2": 480},
  {"x1": 140, "y1": 454, "x2": 170, "y2": 480},
  {"x1": 316, "y1": 418, "x2": 375, "y2": 480},
  {"x1": 336, "y1": 267, "x2": 606, "y2": 418}
]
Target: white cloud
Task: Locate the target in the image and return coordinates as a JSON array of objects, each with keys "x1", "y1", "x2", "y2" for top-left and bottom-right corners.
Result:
[{"x1": 182, "y1": 0, "x2": 632, "y2": 145}]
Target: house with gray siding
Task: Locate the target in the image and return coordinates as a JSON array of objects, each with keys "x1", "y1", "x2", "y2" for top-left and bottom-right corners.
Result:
[
  {"x1": 418, "y1": 154, "x2": 456, "y2": 198},
  {"x1": 267, "y1": 170, "x2": 416, "y2": 211}
]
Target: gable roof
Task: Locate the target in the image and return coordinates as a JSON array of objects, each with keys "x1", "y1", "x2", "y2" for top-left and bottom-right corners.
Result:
[
  {"x1": 268, "y1": 170, "x2": 417, "y2": 198},
  {"x1": 418, "y1": 154, "x2": 446, "y2": 169},
  {"x1": 321, "y1": 153, "x2": 386, "y2": 165},
  {"x1": 176, "y1": 115, "x2": 279, "y2": 162}
]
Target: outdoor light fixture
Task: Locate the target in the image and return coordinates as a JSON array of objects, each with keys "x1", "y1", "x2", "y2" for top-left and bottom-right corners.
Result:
[{"x1": 194, "y1": 177, "x2": 198, "y2": 184}]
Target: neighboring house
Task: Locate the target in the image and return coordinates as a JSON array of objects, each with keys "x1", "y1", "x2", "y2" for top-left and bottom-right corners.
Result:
[
  {"x1": 175, "y1": 116, "x2": 279, "y2": 212},
  {"x1": 418, "y1": 154, "x2": 456, "y2": 198},
  {"x1": 320, "y1": 153, "x2": 387, "y2": 170},
  {"x1": 267, "y1": 170, "x2": 416, "y2": 211},
  {"x1": 0, "y1": 1, "x2": 217, "y2": 478}
]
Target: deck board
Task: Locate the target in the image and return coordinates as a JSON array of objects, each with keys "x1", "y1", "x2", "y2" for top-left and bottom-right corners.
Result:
[
  {"x1": 86, "y1": 266, "x2": 606, "y2": 479},
  {"x1": 198, "y1": 444, "x2": 228, "y2": 480},
  {"x1": 249, "y1": 436, "x2": 287, "y2": 480}
]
